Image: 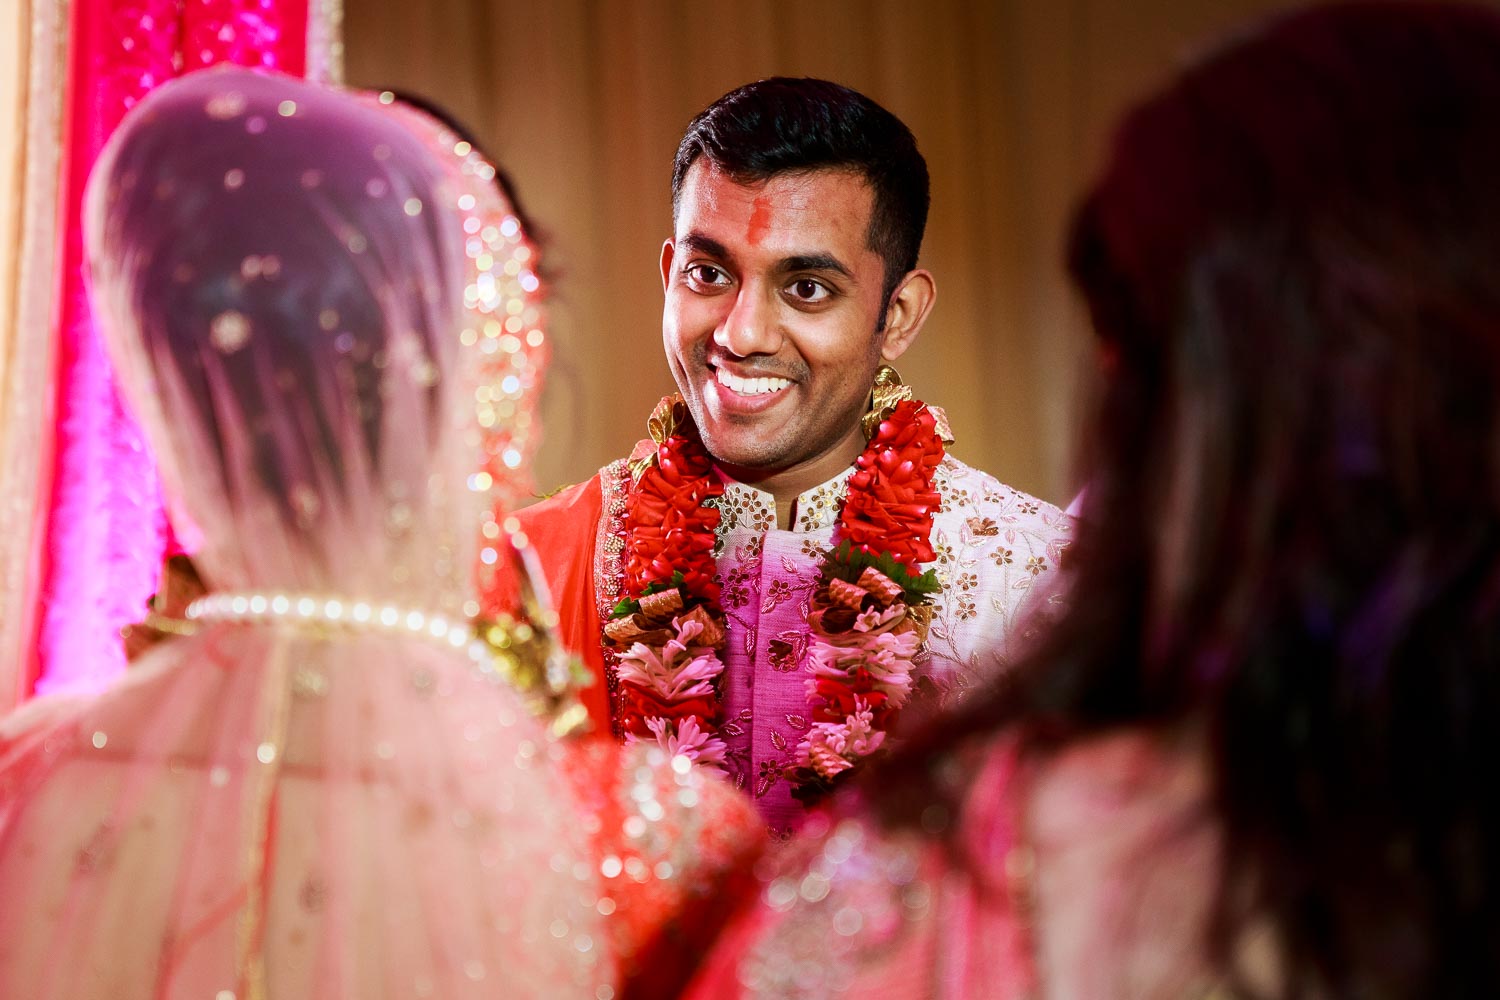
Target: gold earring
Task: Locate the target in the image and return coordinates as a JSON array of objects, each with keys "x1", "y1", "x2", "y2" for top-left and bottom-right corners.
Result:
[{"x1": 861, "y1": 364, "x2": 914, "y2": 440}]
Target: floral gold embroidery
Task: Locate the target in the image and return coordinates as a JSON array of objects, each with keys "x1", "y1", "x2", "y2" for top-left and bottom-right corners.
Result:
[
  {"x1": 761, "y1": 578, "x2": 794, "y2": 614},
  {"x1": 756, "y1": 759, "x2": 784, "y2": 797},
  {"x1": 966, "y1": 515, "x2": 1000, "y2": 537},
  {"x1": 767, "y1": 631, "x2": 808, "y2": 673},
  {"x1": 793, "y1": 479, "x2": 848, "y2": 532}
]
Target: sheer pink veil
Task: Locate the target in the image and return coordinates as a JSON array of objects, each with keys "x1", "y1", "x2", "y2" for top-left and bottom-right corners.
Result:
[
  {"x1": 367, "y1": 96, "x2": 550, "y2": 609},
  {"x1": 0, "y1": 68, "x2": 608, "y2": 998},
  {"x1": 86, "y1": 68, "x2": 481, "y2": 603}
]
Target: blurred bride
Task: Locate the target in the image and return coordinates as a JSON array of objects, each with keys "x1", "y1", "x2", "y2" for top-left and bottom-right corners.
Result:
[{"x1": 0, "y1": 67, "x2": 754, "y2": 999}]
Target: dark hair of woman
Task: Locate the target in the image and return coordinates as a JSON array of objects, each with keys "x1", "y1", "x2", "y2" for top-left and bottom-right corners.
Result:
[{"x1": 883, "y1": 4, "x2": 1500, "y2": 997}]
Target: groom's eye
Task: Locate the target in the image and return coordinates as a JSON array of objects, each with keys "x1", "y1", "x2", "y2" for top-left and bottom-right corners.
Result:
[
  {"x1": 787, "y1": 278, "x2": 830, "y2": 304},
  {"x1": 685, "y1": 263, "x2": 729, "y2": 288}
]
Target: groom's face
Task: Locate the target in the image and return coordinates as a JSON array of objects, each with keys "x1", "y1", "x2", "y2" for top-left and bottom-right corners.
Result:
[{"x1": 660, "y1": 161, "x2": 892, "y2": 478}]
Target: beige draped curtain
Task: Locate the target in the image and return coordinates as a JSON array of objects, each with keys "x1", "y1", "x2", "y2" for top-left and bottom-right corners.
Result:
[
  {"x1": 345, "y1": 0, "x2": 1311, "y2": 508},
  {"x1": 0, "y1": 0, "x2": 67, "y2": 710}
]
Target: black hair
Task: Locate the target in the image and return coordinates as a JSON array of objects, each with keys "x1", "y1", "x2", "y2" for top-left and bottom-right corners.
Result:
[
  {"x1": 882, "y1": 4, "x2": 1500, "y2": 996},
  {"x1": 672, "y1": 77, "x2": 929, "y2": 308}
]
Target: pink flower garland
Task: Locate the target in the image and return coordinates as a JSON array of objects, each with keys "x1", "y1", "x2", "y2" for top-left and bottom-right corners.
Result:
[
  {"x1": 606, "y1": 399, "x2": 945, "y2": 796},
  {"x1": 792, "y1": 401, "x2": 944, "y2": 794},
  {"x1": 604, "y1": 431, "x2": 729, "y2": 766}
]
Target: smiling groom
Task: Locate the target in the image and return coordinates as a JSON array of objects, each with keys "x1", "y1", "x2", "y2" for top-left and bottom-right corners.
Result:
[{"x1": 513, "y1": 78, "x2": 1070, "y2": 835}]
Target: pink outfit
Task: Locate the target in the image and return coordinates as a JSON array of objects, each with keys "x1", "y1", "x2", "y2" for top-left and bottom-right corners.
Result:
[{"x1": 686, "y1": 730, "x2": 1223, "y2": 999}]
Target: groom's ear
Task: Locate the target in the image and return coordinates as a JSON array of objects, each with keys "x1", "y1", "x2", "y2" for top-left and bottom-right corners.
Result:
[{"x1": 877, "y1": 268, "x2": 936, "y2": 362}]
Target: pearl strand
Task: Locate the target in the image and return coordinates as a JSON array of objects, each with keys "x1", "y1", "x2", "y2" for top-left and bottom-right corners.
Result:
[
  {"x1": 185, "y1": 591, "x2": 485, "y2": 660},
  {"x1": 181, "y1": 589, "x2": 592, "y2": 739}
]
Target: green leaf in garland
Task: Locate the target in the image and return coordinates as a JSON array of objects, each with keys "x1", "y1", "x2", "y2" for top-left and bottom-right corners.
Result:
[
  {"x1": 821, "y1": 540, "x2": 941, "y2": 605},
  {"x1": 610, "y1": 570, "x2": 687, "y2": 620},
  {"x1": 641, "y1": 570, "x2": 686, "y2": 599}
]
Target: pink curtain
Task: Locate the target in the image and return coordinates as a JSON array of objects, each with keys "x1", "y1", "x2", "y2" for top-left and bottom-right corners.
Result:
[{"x1": 29, "y1": 0, "x2": 320, "y2": 697}]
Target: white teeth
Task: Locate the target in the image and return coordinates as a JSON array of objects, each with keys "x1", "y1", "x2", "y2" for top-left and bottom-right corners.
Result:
[{"x1": 716, "y1": 368, "x2": 791, "y2": 395}]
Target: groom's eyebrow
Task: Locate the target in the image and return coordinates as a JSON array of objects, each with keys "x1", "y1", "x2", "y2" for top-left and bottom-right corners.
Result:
[
  {"x1": 678, "y1": 233, "x2": 732, "y2": 261},
  {"x1": 780, "y1": 252, "x2": 851, "y2": 279}
]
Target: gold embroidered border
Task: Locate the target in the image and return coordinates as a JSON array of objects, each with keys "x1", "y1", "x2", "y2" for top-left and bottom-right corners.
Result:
[{"x1": 592, "y1": 458, "x2": 631, "y2": 739}]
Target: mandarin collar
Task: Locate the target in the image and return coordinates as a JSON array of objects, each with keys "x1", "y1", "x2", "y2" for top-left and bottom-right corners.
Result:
[{"x1": 714, "y1": 465, "x2": 851, "y2": 534}]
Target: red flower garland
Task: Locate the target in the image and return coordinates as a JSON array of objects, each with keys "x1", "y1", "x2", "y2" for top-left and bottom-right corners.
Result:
[
  {"x1": 607, "y1": 397, "x2": 945, "y2": 795},
  {"x1": 841, "y1": 401, "x2": 945, "y2": 572},
  {"x1": 792, "y1": 400, "x2": 944, "y2": 793},
  {"x1": 623, "y1": 435, "x2": 723, "y2": 602},
  {"x1": 607, "y1": 433, "x2": 726, "y2": 742}
]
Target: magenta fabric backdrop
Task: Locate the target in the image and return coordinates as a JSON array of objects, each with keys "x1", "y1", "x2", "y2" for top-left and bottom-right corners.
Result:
[{"x1": 32, "y1": 0, "x2": 311, "y2": 696}]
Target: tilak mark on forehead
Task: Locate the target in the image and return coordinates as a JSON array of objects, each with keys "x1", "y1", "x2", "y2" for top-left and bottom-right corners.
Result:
[{"x1": 746, "y1": 194, "x2": 773, "y2": 246}]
